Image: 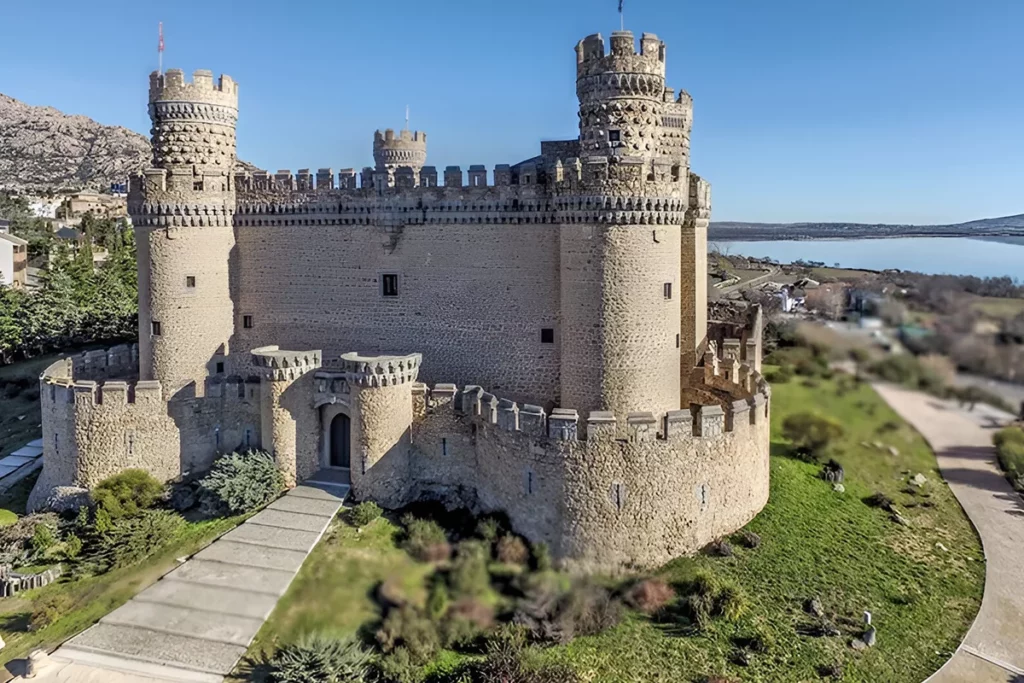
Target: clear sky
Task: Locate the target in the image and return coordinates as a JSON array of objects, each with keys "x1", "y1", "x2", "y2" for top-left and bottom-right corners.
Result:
[{"x1": 1, "y1": 0, "x2": 1022, "y2": 224}]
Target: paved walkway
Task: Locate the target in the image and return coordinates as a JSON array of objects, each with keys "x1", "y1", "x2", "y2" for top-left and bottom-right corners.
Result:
[
  {"x1": 20, "y1": 476, "x2": 348, "y2": 682},
  {"x1": 873, "y1": 384, "x2": 1024, "y2": 682},
  {"x1": 0, "y1": 438, "x2": 43, "y2": 493}
]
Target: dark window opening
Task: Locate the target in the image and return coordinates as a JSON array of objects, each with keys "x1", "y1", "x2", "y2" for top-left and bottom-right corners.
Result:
[
  {"x1": 382, "y1": 273, "x2": 399, "y2": 297},
  {"x1": 664, "y1": 282, "x2": 673, "y2": 299},
  {"x1": 243, "y1": 315, "x2": 253, "y2": 329},
  {"x1": 541, "y1": 328, "x2": 554, "y2": 344},
  {"x1": 527, "y1": 471, "x2": 534, "y2": 495},
  {"x1": 151, "y1": 320, "x2": 161, "y2": 336},
  {"x1": 442, "y1": 438, "x2": 448, "y2": 457},
  {"x1": 608, "y1": 129, "x2": 621, "y2": 143},
  {"x1": 193, "y1": 181, "x2": 204, "y2": 191},
  {"x1": 186, "y1": 276, "x2": 196, "y2": 288},
  {"x1": 215, "y1": 361, "x2": 224, "y2": 374},
  {"x1": 676, "y1": 333, "x2": 681, "y2": 349},
  {"x1": 614, "y1": 483, "x2": 623, "y2": 510}
]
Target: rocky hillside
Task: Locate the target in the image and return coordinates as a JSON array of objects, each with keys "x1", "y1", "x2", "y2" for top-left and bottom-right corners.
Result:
[{"x1": 0, "y1": 93, "x2": 257, "y2": 193}]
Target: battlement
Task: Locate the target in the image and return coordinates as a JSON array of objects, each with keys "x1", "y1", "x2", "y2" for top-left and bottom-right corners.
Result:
[
  {"x1": 149, "y1": 69, "x2": 238, "y2": 108},
  {"x1": 374, "y1": 129, "x2": 426, "y2": 144},
  {"x1": 251, "y1": 346, "x2": 322, "y2": 381},
  {"x1": 40, "y1": 362, "x2": 165, "y2": 409},
  {"x1": 413, "y1": 373, "x2": 768, "y2": 445},
  {"x1": 46, "y1": 344, "x2": 140, "y2": 383},
  {"x1": 332, "y1": 352, "x2": 422, "y2": 387},
  {"x1": 576, "y1": 31, "x2": 666, "y2": 78}
]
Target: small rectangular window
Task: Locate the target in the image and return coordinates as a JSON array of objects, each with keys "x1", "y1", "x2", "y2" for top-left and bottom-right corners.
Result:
[
  {"x1": 186, "y1": 276, "x2": 196, "y2": 288},
  {"x1": 442, "y1": 438, "x2": 448, "y2": 457},
  {"x1": 193, "y1": 181, "x2": 204, "y2": 191},
  {"x1": 608, "y1": 129, "x2": 621, "y2": 143},
  {"x1": 215, "y1": 361, "x2": 224, "y2": 374},
  {"x1": 664, "y1": 282, "x2": 673, "y2": 299},
  {"x1": 541, "y1": 328, "x2": 554, "y2": 344},
  {"x1": 243, "y1": 315, "x2": 253, "y2": 329},
  {"x1": 676, "y1": 333, "x2": 681, "y2": 349},
  {"x1": 382, "y1": 273, "x2": 399, "y2": 297},
  {"x1": 151, "y1": 320, "x2": 161, "y2": 336}
]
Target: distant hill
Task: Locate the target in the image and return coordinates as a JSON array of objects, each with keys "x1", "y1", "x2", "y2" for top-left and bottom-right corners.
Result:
[
  {"x1": 709, "y1": 214, "x2": 1024, "y2": 241},
  {"x1": 0, "y1": 93, "x2": 258, "y2": 194}
]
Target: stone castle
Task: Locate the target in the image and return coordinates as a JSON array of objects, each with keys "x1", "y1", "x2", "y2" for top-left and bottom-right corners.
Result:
[{"x1": 31, "y1": 30, "x2": 770, "y2": 571}]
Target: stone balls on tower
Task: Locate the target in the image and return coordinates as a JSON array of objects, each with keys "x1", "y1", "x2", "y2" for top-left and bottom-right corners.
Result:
[{"x1": 373, "y1": 128, "x2": 427, "y2": 173}]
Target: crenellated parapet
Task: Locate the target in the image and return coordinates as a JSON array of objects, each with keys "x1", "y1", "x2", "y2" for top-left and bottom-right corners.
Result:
[
  {"x1": 415, "y1": 374, "x2": 770, "y2": 445},
  {"x1": 335, "y1": 352, "x2": 422, "y2": 388},
  {"x1": 373, "y1": 129, "x2": 427, "y2": 174},
  {"x1": 251, "y1": 346, "x2": 322, "y2": 382}
]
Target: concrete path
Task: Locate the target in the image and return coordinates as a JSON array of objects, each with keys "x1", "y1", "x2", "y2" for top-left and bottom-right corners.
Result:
[
  {"x1": 873, "y1": 384, "x2": 1024, "y2": 682},
  {"x1": 0, "y1": 438, "x2": 43, "y2": 494},
  {"x1": 22, "y1": 478, "x2": 348, "y2": 683}
]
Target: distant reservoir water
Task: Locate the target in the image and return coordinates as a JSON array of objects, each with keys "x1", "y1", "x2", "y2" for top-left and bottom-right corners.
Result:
[{"x1": 714, "y1": 237, "x2": 1024, "y2": 280}]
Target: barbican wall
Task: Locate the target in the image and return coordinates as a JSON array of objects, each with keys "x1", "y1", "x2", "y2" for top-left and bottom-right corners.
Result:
[{"x1": 29, "y1": 344, "x2": 261, "y2": 510}]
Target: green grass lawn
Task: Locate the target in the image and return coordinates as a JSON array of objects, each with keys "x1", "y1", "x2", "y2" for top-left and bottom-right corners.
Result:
[
  {"x1": 970, "y1": 295, "x2": 1024, "y2": 320},
  {"x1": 0, "y1": 513, "x2": 244, "y2": 665},
  {"x1": 234, "y1": 375, "x2": 984, "y2": 683}
]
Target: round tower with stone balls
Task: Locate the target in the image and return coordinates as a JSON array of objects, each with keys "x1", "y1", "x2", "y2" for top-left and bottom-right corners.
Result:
[{"x1": 130, "y1": 69, "x2": 239, "y2": 394}]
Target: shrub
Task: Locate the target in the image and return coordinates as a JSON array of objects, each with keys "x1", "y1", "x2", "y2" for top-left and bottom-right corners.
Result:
[
  {"x1": 454, "y1": 626, "x2": 583, "y2": 683},
  {"x1": 681, "y1": 572, "x2": 748, "y2": 630},
  {"x1": 475, "y1": 515, "x2": 504, "y2": 543},
  {"x1": 496, "y1": 535, "x2": 530, "y2": 565},
  {"x1": 735, "y1": 530, "x2": 761, "y2": 549},
  {"x1": 781, "y1": 412, "x2": 844, "y2": 462},
  {"x1": 268, "y1": 632, "x2": 372, "y2": 683},
  {"x1": 865, "y1": 492, "x2": 895, "y2": 511},
  {"x1": 426, "y1": 577, "x2": 450, "y2": 620},
  {"x1": 996, "y1": 440, "x2": 1024, "y2": 486},
  {"x1": 869, "y1": 354, "x2": 946, "y2": 394},
  {"x1": 90, "y1": 509, "x2": 185, "y2": 570},
  {"x1": 30, "y1": 592, "x2": 73, "y2": 631},
  {"x1": 531, "y1": 542, "x2": 552, "y2": 572},
  {"x1": 442, "y1": 598, "x2": 495, "y2": 648},
  {"x1": 766, "y1": 365, "x2": 794, "y2": 383},
  {"x1": 349, "y1": 502, "x2": 382, "y2": 527},
  {"x1": 92, "y1": 469, "x2": 164, "y2": 519},
  {"x1": 30, "y1": 521, "x2": 57, "y2": 554},
  {"x1": 625, "y1": 578, "x2": 676, "y2": 615},
  {"x1": 374, "y1": 646, "x2": 424, "y2": 683},
  {"x1": 400, "y1": 515, "x2": 450, "y2": 563},
  {"x1": 994, "y1": 427, "x2": 1024, "y2": 449},
  {"x1": 449, "y1": 540, "x2": 491, "y2": 597},
  {"x1": 198, "y1": 450, "x2": 284, "y2": 515},
  {"x1": 375, "y1": 605, "x2": 441, "y2": 663},
  {"x1": 62, "y1": 533, "x2": 83, "y2": 559},
  {"x1": 705, "y1": 538, "x2": 733, "y2": 557}
]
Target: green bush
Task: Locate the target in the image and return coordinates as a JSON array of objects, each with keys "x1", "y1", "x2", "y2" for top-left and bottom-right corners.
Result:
[
  {"x1": 475, "y1": 516, "x2": 504, "y2": 543},
  {"x1": 198, "y1": 450, "x2": 284, "y2": 515},
  {"x1": 426, "y1": 577, "x2": 450, "y2": 621},
  {"x1": 375, "y1": 605, "x2": 441, "y2": 663},
  {"x1": 531, "y1": 542, "x2": 552, "y2": 572},
  {"x1": 996, "y1": 440, "x2": 1024, "y2": 488},
  {"x1": 781, "y1": 412, "x2": 844, "y2": 462},
  {"x1": 449, "y1": 540, "x2": 491, "y2": 598},
  {"x1": 30, "y1": 592, "x2": 74, "y2": 631},
  {"x1": 30, "y1": 521, "x2": 57, "y2": 554},
  {"x1": 869, "y1": 354, "x2": 946, "y2": 394},
  {"x1": 267, "y1": 632, "x2": 372, "y2": 683},
  {"x1": 680, "y1": 572, "x2": 748, "y2": 630},
  {"x1": 92, "y1": 469, "x2": 164, "y2": 519},
  {"x1": 90, "y1": 509, "x2": 185, "y2": 570},
  {"x1": 349, "y1": 502, "x2": 382, "y2": 527},
  {"x1": 442, "y1": 598, "x2": 495, "y2": 649},
  {"x1": 452, "y1": 626, "x2": 583, "y2": 682},
  {"x1": 400, "y1": 515, "x2": 450, "y2": 563},
  {"x1": 766, "y1": 365, "x2": 794, "y2": 383},
  {"x1": 374, "y1": 647, "x2": 424, "y2": 683},
  {"x1": 994, "y1": 427, "x2": 1024, "y2": 449},
  {"x1": 62, "y1": 533, "x2": 83, "y2": 559}
]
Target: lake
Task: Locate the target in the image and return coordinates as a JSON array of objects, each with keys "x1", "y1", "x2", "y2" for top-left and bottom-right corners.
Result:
[{"x1": 714, "y1": 237, "x2": 1024, "y2": 280}]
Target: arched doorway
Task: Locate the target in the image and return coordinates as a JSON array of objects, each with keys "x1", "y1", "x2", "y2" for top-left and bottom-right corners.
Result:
[{"x1": 329, "y1": 413, "x2": 351, "y2": 469}]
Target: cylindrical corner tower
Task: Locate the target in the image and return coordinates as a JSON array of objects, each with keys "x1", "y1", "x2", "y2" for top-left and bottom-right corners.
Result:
[
  {"x1": 559, "y1": 31, "x2": 685, "y2": 418},
  {"x1": 131, "y1": 69, "x2": 239, "y2": 393}
]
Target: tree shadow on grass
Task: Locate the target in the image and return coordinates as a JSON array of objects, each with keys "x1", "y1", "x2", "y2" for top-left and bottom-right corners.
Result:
[{"x1": 0, "y1": 610, "x2": 30, "y2": 633}]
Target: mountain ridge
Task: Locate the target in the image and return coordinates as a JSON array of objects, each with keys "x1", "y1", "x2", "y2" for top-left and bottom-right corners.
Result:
[{"x1": 0, "y1": 92, "x2": 257, "y2": 194}]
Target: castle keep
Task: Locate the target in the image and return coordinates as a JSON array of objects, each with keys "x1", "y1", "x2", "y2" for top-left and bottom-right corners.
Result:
[{"x1": 31, "y1": 30, "x2": 770, "y2": 571}]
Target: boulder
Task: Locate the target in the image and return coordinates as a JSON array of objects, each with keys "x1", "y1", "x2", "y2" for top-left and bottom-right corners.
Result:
[{"x1": 43, "y1": 487, "x2": 90, "y2": 514}]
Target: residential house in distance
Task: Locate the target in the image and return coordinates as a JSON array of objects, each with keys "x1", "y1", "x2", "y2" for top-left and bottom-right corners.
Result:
[
  {"x1": 0, "y1": 218, "x2": 28, "y2": 288},
  {"x1": 55, "y1": 190, "x2": 127, "y2": 223}
]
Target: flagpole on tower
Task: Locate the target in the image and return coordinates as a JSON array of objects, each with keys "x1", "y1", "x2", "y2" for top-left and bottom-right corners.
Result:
[
  {"x1": 619, "y1": 0, "x2": 624, "y2": 31},
  {"x1": 158, "y1": 22, "x2": 164, "y2": 74},
  {"x1": 405, "y1": 105, "x2": 410, "y2": 131}
]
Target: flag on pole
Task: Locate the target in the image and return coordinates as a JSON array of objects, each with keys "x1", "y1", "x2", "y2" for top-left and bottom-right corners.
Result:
[
  {"x1": 618, "y1": 0, "x2": 623, "y2": 13},
  {"x1": 158, "y1": 22, "x2": 164, "y2": 53}
]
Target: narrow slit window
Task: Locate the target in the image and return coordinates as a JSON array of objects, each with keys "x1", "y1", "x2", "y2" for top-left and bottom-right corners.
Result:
[
  {"x1": 664, "y1": 282, "x2": 673, "y2": 299},
  {"x1": 243, "y1": 315, "x2": 253, "y2": 329},
  {"x1": 215, "y1": 361, "x2": 224, "y2": 374},
  {"x1": 442, "y1": 438, "x2": 448, "y2": 457},
  {"x1": 382, "y1": 274, "x2": 399, "y2": 297},
  {"x1": 676, "y1": 333, "x2": 681, "y2": 349},
  {"x1": 151, "y1": 320, "x2": 161, "y2": 336}
]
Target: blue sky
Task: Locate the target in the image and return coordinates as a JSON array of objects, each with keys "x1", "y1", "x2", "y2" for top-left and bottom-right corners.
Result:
[{"x1": 1, "y1": 0, "x2": 1022, "y2": 224}]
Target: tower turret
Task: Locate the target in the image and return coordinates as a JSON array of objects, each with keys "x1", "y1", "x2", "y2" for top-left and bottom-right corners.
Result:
[
  {"x1": 373, "y1": 129, "x2": 427, "y2": 186},
  {"x1": 559, "y1": 31, "x2": 690, "y2": 418},
  {"x1": 130, "y1": 69, "x2": 239, "y2": 393}
]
